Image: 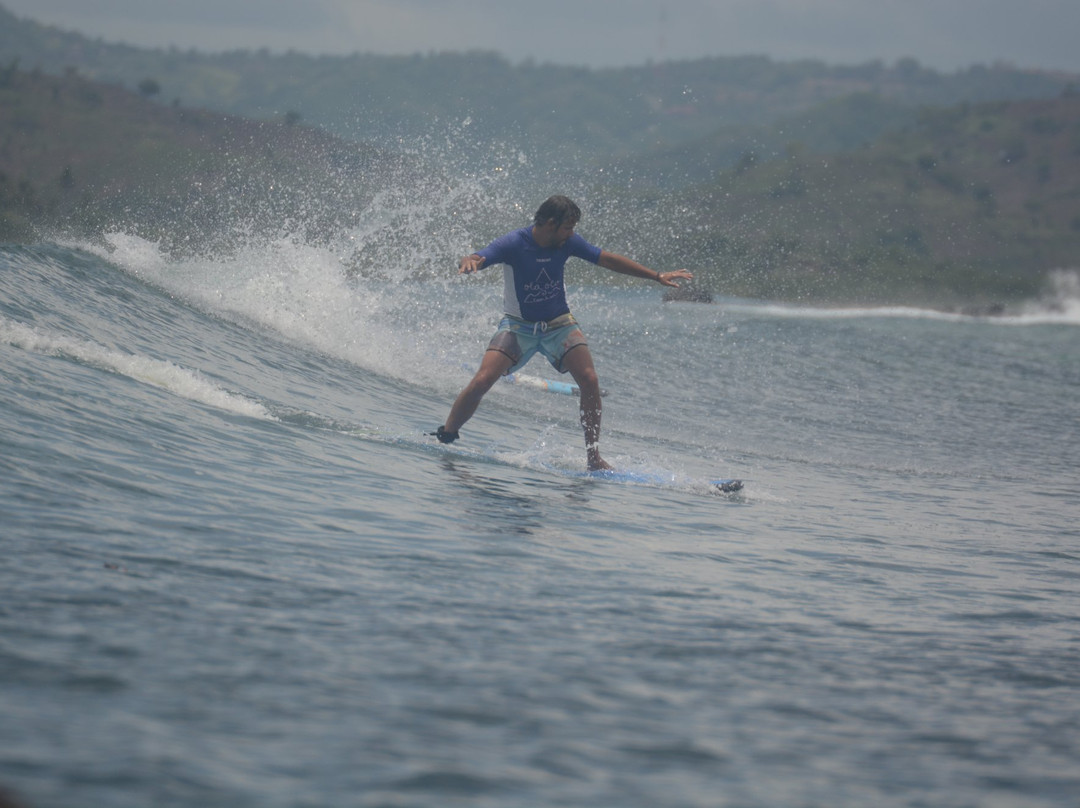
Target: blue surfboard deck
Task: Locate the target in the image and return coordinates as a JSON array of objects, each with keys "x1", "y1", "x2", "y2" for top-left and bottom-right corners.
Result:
[
  {"x1": 414, "y1": 434, "x2": 744, "y2": 493},
  {"x1": 332, "y1": 419, "x2": 743, "y2": 495}
]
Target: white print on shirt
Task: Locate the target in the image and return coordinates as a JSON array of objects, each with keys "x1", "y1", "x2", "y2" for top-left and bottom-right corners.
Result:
[{"x1": 523, "y1": 267, "x2": 560, "y2": 305}]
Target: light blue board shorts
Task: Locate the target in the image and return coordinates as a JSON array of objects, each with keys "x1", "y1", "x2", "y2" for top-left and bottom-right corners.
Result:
[{"x1": 487, "y1": 313, "x2": 588, "y2": 375}]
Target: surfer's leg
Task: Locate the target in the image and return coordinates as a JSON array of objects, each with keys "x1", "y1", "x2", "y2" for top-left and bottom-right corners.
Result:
[
  {"x1": 443, "y1": 349, "x2": 514, "y2": 435},
  {"x1": 562, "y1": 346, "x2": 612, "y2": 471}
]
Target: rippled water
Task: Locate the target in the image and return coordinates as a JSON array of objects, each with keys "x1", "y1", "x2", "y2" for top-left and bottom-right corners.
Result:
[{"x1": 1, "y1": 238, "x2": 1078, "y2": 807}]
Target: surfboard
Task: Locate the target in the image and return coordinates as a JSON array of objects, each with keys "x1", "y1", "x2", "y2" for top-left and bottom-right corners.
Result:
[
  {"x1": 561, "y1": 466, "x2": 743, "y2": 493},
  {"x1": 329, "y1": 415, "x2": 743, "y2": 495},
  {"x1": 341, "y1": 423, "x2": 746, "y2": 494}
]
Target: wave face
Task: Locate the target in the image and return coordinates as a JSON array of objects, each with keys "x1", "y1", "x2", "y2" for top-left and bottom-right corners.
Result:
[{"x1": 1, "y1": 217, "x2": 1078, "y2": 808}]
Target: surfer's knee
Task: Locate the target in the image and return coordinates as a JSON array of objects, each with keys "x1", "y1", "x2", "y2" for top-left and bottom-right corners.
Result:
[
  {"x1": 468, "y1": 370, "x2": 501, "y2": 397},
  {"x1": 562, "y1": 345, "x2": 599, "y2": 389},
  {"x1": 574, "y1": 367, "x2": 600, "y2": 396}
]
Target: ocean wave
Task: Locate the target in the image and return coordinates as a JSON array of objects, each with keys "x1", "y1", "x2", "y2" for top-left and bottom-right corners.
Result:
[{"x1": 0, "y1": 315, "x2": 272, "y2": 420}]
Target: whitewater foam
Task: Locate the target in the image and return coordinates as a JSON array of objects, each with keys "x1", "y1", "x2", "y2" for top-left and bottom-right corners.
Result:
[
  {"x1": 79, "y1": 230, "x2": 500, "y2": 394},
  {"x1": 719, "y1": 270, "x2": 1080, "y2": 327},
  {"x1": 1, "y1": 315, "x2": 272, "y2": 420}
]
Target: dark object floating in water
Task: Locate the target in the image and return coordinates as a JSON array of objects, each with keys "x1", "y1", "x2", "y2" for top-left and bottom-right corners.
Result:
[
  {"x1": 663, "y1": 283, "x2": 714, "y2": 303},
  {"x1": 940, "y1": 302, "x2": 1007, "y2": 317}
]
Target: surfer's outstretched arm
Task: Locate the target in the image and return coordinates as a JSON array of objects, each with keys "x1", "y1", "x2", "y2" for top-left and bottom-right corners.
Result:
[{"x1": 597, "y1": 251, "x2": 692, "y2": 288}]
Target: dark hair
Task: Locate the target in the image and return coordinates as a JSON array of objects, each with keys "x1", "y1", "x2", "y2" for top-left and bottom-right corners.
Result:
[{"x1": 533, "y1": 195, "x2": 581, "y2": 227}]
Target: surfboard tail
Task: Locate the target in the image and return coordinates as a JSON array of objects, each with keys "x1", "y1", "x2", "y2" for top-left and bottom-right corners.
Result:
[{"x1": 504, "y1": 373, "x2": 607, "y2": 397}]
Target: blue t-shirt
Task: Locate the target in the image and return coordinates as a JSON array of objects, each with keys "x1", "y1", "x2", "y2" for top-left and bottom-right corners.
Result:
[{"x1": 475, "y1": 226, "x2": 603, "y2": 322}]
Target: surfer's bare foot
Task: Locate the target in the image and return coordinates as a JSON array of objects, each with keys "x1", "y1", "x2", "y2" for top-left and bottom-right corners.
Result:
[{"x1": 588, "y1": 456, "x2": 614, "y2": 472}]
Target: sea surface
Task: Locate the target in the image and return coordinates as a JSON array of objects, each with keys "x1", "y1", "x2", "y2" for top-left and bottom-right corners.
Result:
[{"x1": 1, "y1": 229, "x2": 1078, "y2": 808}]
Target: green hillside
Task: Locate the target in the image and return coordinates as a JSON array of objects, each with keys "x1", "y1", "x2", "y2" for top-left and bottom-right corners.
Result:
[
  {"x1": 1, "y1": 3, "x2": 1075, "y2": 174},
  {"x1": 0, "y1": 64, "x2": 400, "y2": 252},
  {"x1": 4, "y1": 62, "x2": 1080, "y2": 305},
  {"x1": 615, "y1": 92, "x2": 1080, "y2": 304}
]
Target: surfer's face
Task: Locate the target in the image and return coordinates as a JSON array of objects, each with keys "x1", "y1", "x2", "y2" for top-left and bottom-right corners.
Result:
[{"x1": 534, "y1": 217, "x2": 578, "y2": 248}]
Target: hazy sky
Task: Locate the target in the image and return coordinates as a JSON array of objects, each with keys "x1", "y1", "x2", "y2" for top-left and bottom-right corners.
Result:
[{"x1": 4, "y1": 0, "x2": 1079, "y2": 73}]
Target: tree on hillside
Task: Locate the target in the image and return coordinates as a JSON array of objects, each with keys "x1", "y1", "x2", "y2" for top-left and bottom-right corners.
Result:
[{"x1": 137, "y1": 78, "x2": 161, "y2": 98}]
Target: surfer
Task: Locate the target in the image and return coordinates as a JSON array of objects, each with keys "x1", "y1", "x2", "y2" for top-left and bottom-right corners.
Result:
[{"x1": 432, "y1": 195, "x2": 692, "y2": 471}]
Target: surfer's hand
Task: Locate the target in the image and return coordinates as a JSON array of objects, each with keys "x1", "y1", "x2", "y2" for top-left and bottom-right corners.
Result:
[
  {"x1": 657, "y1": 268, "x2": 693, "y2": 287},
  {"x1": 459, "y1": 254, "x2": 485, "y2": 274}
]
